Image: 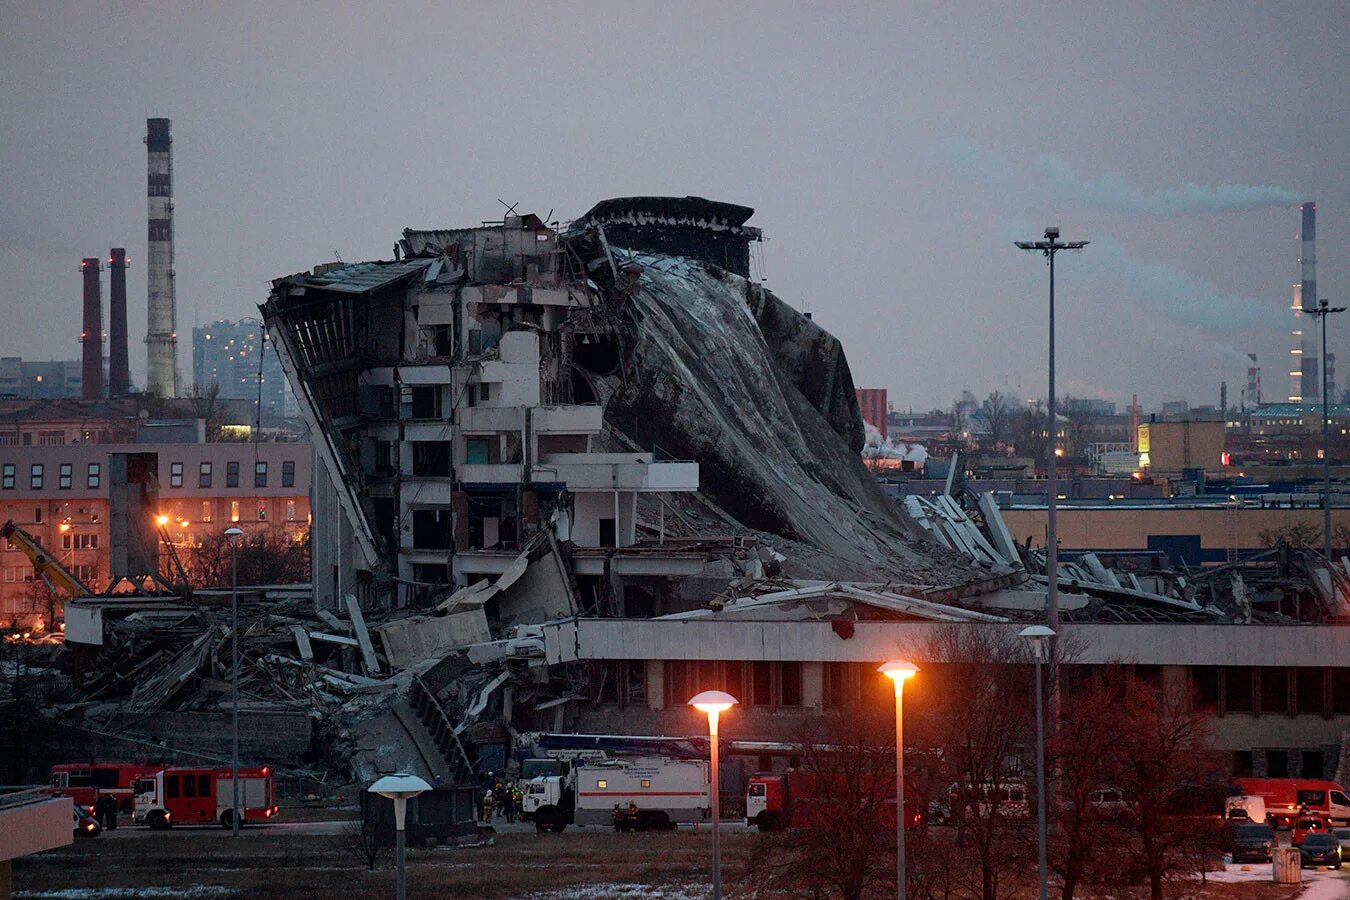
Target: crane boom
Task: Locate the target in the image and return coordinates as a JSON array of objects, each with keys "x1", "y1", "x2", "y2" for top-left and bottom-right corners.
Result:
[{"x1": 0, "y1": 520, "x2": 92, "y2": 598}]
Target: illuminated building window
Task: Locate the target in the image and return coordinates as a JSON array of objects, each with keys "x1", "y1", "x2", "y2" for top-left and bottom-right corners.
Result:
[
  {"x1": 286, "y1": 500, "x2": 296, "y2": 521},
  {"x1": 30, "y1": 463, "x2": 42, "y2": 489},
  {"x1": 230, "y1": 500, "x2": 240, "y2": 523},
  {"x1": 86, "y1": 463, "x2": 100, "y2": 489},
  {"x1": 202, "y1": 501, "x2": 212, "y2": 523}
]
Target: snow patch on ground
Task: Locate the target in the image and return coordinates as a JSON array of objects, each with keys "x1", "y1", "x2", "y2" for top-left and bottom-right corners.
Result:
[
  {"x1": 1206, "y1": 862, "x2": 1350, "y2": 899},
  {"x1": 15, "y1": 888, "x2": 238, "y2": 899},
  {"x1": 522, "y1": 884, "x2": 709, "y2": 900}
]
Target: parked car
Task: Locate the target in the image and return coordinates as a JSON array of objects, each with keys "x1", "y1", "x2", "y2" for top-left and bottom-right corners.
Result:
[
  {"x1": 73, "y1": 806, "x2": 101, "y2": 838},
  {"x1": 1333, "y1": 827, "x2": 1350, "y2": 853},
  {"x1": 1225, "y1": 794, "x2": 1267, "y2": 824},
  {"x1": 1229, "y1": 822, "x2": 1275, "y2": 863},
  {"x1": 1299, "y1": 833, "x2": 1342, "y2": 868},
  {"x1": 1293, "y1": 815, "x2": 1329, "y2": 846}
]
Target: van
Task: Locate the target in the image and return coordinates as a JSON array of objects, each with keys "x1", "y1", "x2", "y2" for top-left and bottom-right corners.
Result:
[
  {"x1": 1225, "y1": 795, "x2": 1268, "y2": 824},
  {"x1": 1234, "y1": 778, "x2": 1350, "y2": 827}
]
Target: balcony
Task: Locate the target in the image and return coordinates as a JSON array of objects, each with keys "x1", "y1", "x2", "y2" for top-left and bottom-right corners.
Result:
[
  {"x1": 459, "y1": 463, "x2": 524, "y2": 485},
  {"x1": 534, "y1": 405, "x2": 603, "y2": 434},
  {"x1": 458, "y1": 406, "x2": 525, "y2": 433},
  {"x1": 538, "y1": 453, "x2": 698, "y2": 492}
]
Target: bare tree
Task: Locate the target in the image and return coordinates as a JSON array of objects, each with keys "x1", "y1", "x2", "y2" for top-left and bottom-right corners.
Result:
[
  {"x1": 339, "y1": 810, "x2": 387, "y2": 871},
  {"x1": 912, "y1": 626, "x2": 1034, "y2": 900},
  {"x1": 745, "y1": 705, "x2": 899, "y2": 900},
  {"x1": 186, "y1": 528, "x2": 310, "y2": 587},
  {"x1": 981, "y1": 391, "x2": 1015, "y2": 452},
  {"x1": 1059, "y1": 395, "x2": 1093, "y2": 460},
  {"x1": 1259, "y1": 521, "x2": 1320, "y2": 549},
  {"x1": 1114, "y1": 681, "x2": 1226, "y2": 900},
  {"x1": 1049, "y1": 677, "x2": 1130, "y2": 900},
  {"x1": 1014, "y1": 401, "x2": 1048, "y2": 466}
]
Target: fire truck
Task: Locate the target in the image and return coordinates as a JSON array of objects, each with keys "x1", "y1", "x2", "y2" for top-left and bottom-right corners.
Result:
[
  {"x1": 50, "y1": 763, "x2": 160, "y2": 815},
  {"x1": 524, "y1": 756, "x2": 710, "y2": 832},
  {"x1": 133, "y1": 766, "x2": 278, "y2": 829},
  {"x1": 746, "y1": 770, "x2": 923, "y2": 832}
]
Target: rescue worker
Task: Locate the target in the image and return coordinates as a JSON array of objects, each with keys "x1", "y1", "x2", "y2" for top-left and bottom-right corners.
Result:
[
  {"x1": 512, "y1": 785, "x2": 524, "y2": 822},
  {"x1": 95, "y1": 791, "x2": 118, "y2": 831},
  {"x1": 481, "y1": 787, "x2": 494, "y2": 823}
]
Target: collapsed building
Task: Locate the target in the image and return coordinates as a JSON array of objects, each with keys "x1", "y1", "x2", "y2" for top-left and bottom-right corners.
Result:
[{"x1": 26, "y1": 197, "x2": 1349, "y2": 791}]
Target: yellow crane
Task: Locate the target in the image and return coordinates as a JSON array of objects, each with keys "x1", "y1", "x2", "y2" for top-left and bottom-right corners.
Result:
[{"x1": 0, "y1": 519, "x2": 92, "y2": 598}]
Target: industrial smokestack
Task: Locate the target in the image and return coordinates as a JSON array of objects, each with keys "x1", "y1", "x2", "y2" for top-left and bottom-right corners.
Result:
[
  {"x1": 108, "y1": 248, "x2": 130, "y2": 396},
  {"x1": 145, "y1": 118, "x2": 177, "y2": 398},
  {"x1": 80, "y1": 257, "x2": 104, "y2": 401},
  {"x1": 1290, "y1": 201, "x2": 1316, "y2": 402}
]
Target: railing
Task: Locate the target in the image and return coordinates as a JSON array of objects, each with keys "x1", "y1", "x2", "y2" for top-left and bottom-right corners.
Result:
[{"x1": 0, "y1": 786, "x2": 56, "y2": 810}]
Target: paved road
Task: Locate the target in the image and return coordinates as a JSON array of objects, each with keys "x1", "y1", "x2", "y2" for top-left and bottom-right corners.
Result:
[{"x1": 99, "y1": 819, "x2": 351, "y2": 838}]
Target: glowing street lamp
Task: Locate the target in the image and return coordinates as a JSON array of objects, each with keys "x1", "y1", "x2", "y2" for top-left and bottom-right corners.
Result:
[
  {"x1": 879, "y1": 660, "x2": 918, "y2": 900},
  {"x1": 1020, "y1": 624, "x2": 1055, "y2": 900},
  {"x1": 155, "y1": 514, "x2": 170, "y2": 527},
  {"x1": 371, "y1": 772, "x2": 432, "y2": 900},
  {"x1": 689, "y1": 690, "x2": 738, "y2": 900}
]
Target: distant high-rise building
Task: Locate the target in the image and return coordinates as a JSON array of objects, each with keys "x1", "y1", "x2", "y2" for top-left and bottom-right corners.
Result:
[
  {"x1": 1290, "y1": 202, "x2": 1317, "y2": 402},
  {"x1": 0, "y1": 358, "x2": 84, "y2": 399},
  {"x1": 855, "y1": 388, "x2": 888, "y2": 438},
  {"x1": 192, "y1": 318, "x2": 294, "y2": 419}
]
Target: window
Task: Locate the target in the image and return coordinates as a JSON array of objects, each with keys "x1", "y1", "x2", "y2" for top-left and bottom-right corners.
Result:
[
  {"x1": 478, "y1": 382, "x2": 491, "y2": 403},
  {"x1": 1296, "y1": 668, "x2": 1324, "y2": 716},
  {"x1": 286, "y1": 500, "x2": 296, "y2": 521},
  {"x1": 62, "y1": 534, "x2": 98, "y2": 550},
  {"x1": 780, "y1": 662, "x2": 803, "y2": 707},
  {"x1": 281, "y1": 460, "x2": 295, "y2": 488},
  {"x1": 170, "y1": 461, "x2": 183, "y2": 488},
  {"x1": 1225, "y1": 667, "x2": 1254, "y2": 714},
  {"x1": 224, "y1": 460, "x2": 239, "y2": 487},
  {"x1": 1259, "y1": 669, "x2": 1288, "y2": 715},
  {"x1": 182, "y1": 774, "x2": 196, "y2": 798},
  {"x1": 197, "y1": 774, "x2": 211, "y2": 796},
  {"x1": 1267, "y1": 750, "x2": 1289, "y2": 778},
  {"x1": 751, "y1": 662, "x2": 772, "y2": 707},
  {"x1": 640, "y1": 779, "x2": 652, "y2": 789},
  {"x1": 167, "y1": 775, "x2": 180, "y2": 800},
  {"x1": 86, "y1": 463, "x2": 100, "y2": 489},
  {"x1": 255, "y1": 461, "x2": 267, "y2": 488},
  {"x1": 230, "y1": 500, "x2": 240, "y2": 523},
  {"x1": 199, "y1": 462, "x2": 212, "y2": 488},
  {"x1": 34, "y1": 506, "x2": 41, "y2": 523},
  {"x1": 30, "y1": 463, "x2": 43, "y2": 489},
  {"x1": 596, "y1": 780, "x2": 608, "y2": 790},
  {"x1": 75, "y1": 564, "x2": 97, "y2": 583},
  {"x1": 2, "y1": 463, "x2": 12, "y2": 490},
  {"x1": 202, "y1": 500, "x2": 212, "y2": 523},
  {"x1": 59, "y1": 463, "x2": 71, "y2": 489}
]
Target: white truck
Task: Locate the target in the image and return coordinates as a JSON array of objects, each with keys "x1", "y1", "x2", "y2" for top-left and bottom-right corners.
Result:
[{"x1": 523, "y1": 756, "x2": 710, "y2": 833}]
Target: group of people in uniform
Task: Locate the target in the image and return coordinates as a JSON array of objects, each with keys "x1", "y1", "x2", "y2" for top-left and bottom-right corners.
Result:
[{"x1": 480, "y1": 777, "x2": 523, "y2": 823}]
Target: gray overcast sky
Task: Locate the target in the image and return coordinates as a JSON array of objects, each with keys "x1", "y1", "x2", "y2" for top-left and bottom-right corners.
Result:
[{"x1": 2, "y1": 2, "x2": 1346, "y2": 412}]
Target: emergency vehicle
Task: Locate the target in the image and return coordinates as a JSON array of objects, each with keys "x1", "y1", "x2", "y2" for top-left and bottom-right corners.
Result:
[
  {"x1": 746, "y1": 770, "x2": 923, "y2": 832},
  {"x1": 133, "y1": 766, "x2": 278, "y2": 829},
  {"x1": 524, "y1": 756, "x2": 710, "y2": 832},
  {"x1": 50, "y1": 762, "x2": 159, "y2": 815},
  {"x1": 1234, "y1": 778, "x2": 1350, "y2": 827}
]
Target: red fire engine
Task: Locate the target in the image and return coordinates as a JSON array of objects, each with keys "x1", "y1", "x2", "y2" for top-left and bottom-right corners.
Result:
[
  {"x1": 50, "y1": 763, "x2": 160, "y2": 815},
  {"x1": 133, "y1": 766, "x2": 278, "y2": 829},
  {"x1": 746, "y1": 770, "x2": 923, "y2": 832}
]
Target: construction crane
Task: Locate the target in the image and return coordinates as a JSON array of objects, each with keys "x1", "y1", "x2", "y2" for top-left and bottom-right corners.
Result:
[{"x1": 0, "y1": 520, "x2": 92, "y2": 598}]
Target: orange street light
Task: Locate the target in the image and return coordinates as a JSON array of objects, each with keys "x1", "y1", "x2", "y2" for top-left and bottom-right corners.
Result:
[
  {"x1": 878, "y1": 660, "x2": 919, "y2": 900},
  {"x1": 155, "y1": 514, "x2": 170, "y2": 527},
  {"x1": 690, "y1": 690, "x2": 738, "y2": 900}
]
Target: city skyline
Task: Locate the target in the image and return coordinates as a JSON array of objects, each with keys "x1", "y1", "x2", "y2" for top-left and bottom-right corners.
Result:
[{"x1": 1, "y1": 3, "x2": 1345, "y2": 411}]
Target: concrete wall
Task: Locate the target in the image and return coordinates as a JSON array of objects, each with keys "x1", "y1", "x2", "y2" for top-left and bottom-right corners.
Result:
[{"x1": 1001, "y1": 505, "x2": 1350, "y2": 561}]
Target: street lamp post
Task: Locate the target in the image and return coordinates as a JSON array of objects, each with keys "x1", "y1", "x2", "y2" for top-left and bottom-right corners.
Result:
[
  {"x1": 371, "y1": 772, "x2": 431, "y2": 900},
  {"x1": 879, "y1": 660, "x2": 919, "y2": 900},
  {"x1": 690, "y1": 690, "x2": 738, "y2": 900},
  {"x1": 1309, "y1": 299, "x2": 1347, "y2": 562},
  {"x1": 224, "y1": 526, "x2": 244, "y2": 836},
  {"x1": 1020, "y1": 625, "x2": 1055, "y2": 900},
  {"x1": 1015, "y1": 227, "x2": 1088, "y2": 709}
]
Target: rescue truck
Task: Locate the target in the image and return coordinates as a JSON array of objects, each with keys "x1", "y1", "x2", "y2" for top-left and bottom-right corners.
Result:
[
  {"x1": 524, "y1": 756, "x2": 710, "y2": 832},
  {"x1": 50, "y1": 762, "x2": 160, "y2": 815},
  {"x1": 133, "y1": 766, "x2": 278, "y2": 829},
  {"x1": 746, "y1": 770, "x2": 923, "y2": 832},
  {"x1": 1234, "y1": 778, "x2": 1350, "y2": 827}
]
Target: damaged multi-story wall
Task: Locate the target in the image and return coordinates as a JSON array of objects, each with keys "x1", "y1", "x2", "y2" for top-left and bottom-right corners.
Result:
[{"x1": 264, "y1": 197, "x2": 980, "y2": 620}]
